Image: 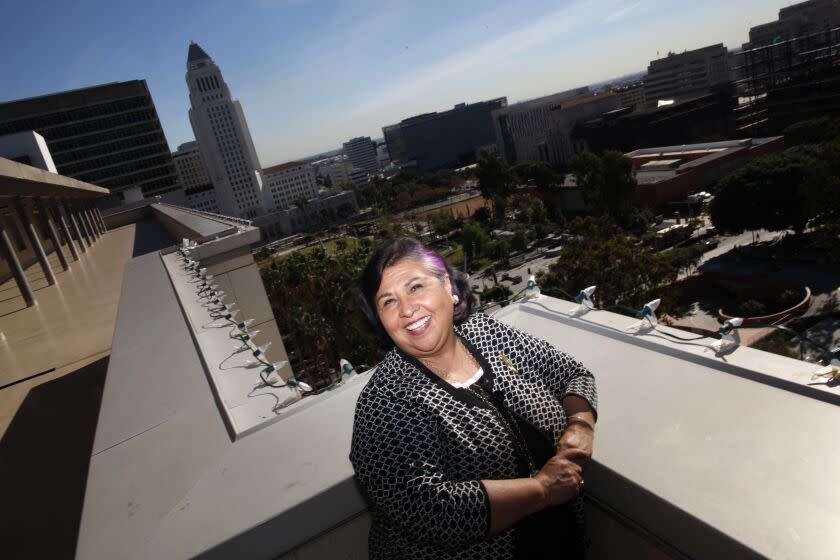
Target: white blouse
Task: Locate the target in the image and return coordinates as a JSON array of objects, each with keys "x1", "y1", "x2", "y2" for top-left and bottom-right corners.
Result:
[{"x1": 449, "y1": 367, "x2": 484, "y2": 389}]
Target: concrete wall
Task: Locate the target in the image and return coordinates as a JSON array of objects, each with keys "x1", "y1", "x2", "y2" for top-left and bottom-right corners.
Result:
[{"x1": 273, "y1": 500, "x2": 680, "y2": 560}]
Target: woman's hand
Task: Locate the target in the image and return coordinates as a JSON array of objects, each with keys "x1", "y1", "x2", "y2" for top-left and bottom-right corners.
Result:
[
  {"x1": 556, "y1": 423, "x2": 594, "y2": 467},
  {"x1": 533, "y1": 448, "x2": 586, "y2": 508},
  {"x1": 559, "y1": 395, "x2": 596, "y2": 467}
]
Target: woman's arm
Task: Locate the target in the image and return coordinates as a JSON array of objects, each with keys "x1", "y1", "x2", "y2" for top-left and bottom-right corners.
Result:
[
  {"x1": 482, "y1": 314, "x2": 598, "y2": 461},
  {"x1": 485, "y1": 314, "x2": 598, "y2": 418},
  {"x1": 482, "y1": 447, "x2": 586, "y2": 536},
  {"x1": 350, "y1": 387, "x2": 495, "y2": 547},
  {"x1": 557, "y1": 395, "x2": 596, "y2": 462}
]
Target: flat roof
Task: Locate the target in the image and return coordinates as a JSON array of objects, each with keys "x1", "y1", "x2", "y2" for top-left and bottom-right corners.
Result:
[
  {"x1": 150, "y1": 203, "x2": 239, "y2": 239},
  {"x1": 0, "y1": 80, "x2": 149, "y2": 118},
  {"x1": 0, "y1": 157, "x2": 109, "y2": 199},
  {"x1": 640, "y1": 159, "x2": 683, "y2": 168},
  {"x1": 262, "y1": 161, "x2": 306, "y2": 175}
]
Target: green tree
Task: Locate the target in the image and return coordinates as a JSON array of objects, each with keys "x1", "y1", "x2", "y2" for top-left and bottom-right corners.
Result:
[
  {"x1": 461, "y1": 223, "x2": 489, "y2": 257},
  {"x1": 570, "y1": 151, "x2": 637, "y2": 228},
  {"x1": 260, "y1": 243, "x2": 384, "y2": 374},
  {"x1": 513, "y1": 161, "x2": 564, "y2": 191},
  {"x1": 293, "y1": 196, "x2": 309, "y2": 209},
  {"x1": 477, "y1": 150, "x2": 514, "y2": 223},
  {"x1": 472, "y1": 206, "x2": 492, "y2": 227},
  {"x1": 601, "y1": 150, "x2": 637, "y2": 226},
  {"x1": 431, "y1": 212, "x2": 459, "y2": 238},
  {"x1": 709, "y1": 146, "x2": 824, "y2": 235},
  {"x1": 480, "y1": 284, "x2": 513, "y2": 305},
  {"x1": 570, "y1": 151, "x2": 604, "y2": 211},
  {"x1": 782, "y1": 116, "x2": 840, "y2": 147},
  {"x1": 511, "y1": 228, "x2": 528, "y2": 252},
  {"x1": 539, "y1": 217, "x2": 675, "y2": 309}
]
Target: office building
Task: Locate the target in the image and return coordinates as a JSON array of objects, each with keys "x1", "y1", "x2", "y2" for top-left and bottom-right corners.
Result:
[
  {"x1": 643, "y1": 44, "x2": 731, "y2": 107},
  {"x1": 315, "y1": 156, "x2": 353, "y2": 188},
  {"x1": 491, "y1": 88, "x2": 619, "y2": 166},
  {"x1": 186, "y1": 42, "x2": 266, "y2": 219},
  {"x1": 382, "y1": 97, "x2": 507, "y2": 172},
  {"x1": 613, "y1": 82, "x2": 647, "y2": 111},
  {"x1": 253, "y1": 189, "x2": 359, "y2": 240},
  {"x1": 376, "y1": 142, "x2": 390, "y2": 169},
  {"x1": 0, "y1": 80, "x2": 182, "y2": 203},
  {"x1": 342, "y1": 136, "x2": 378, "y2": 175},
  {"x1": 746, "y1": 0, "x2": 840, "y2": 48},
  {"x1": 626, "y1": 137, "x2": 784, "y2": 210},
  {"x1": 573, "y1": 89, "x2": 737, "y2": 154},
  {"x1": 262, "y1": 161, "x2": 319, "y2": 210},
  {"x1": 172, "y1": 141, "x2": 219, "y2": 213},
  {"x1": 734, "y1": 25, "x2": 840, "y2": 134}
]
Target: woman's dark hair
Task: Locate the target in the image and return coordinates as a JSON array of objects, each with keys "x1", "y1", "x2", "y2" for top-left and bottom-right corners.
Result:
[{"x1": 356, "y1": 237, "x2": 476, "y2": 345}]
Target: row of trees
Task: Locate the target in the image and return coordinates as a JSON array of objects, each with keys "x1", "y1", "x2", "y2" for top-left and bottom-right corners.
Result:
[
  {"x1": 710, "y1": 137, "x2": 840, "y2": 237},
  {"x1": 569, "y1": 150, "x2": 641, "y2": 230},
  {"x1": 352, "y1": 169, "x2": 457, "y2": 213},
  {"x1": 259, "y1": 242, "x2": 385, "y2": 370},
  {"x1": 538, "y1": 216, "x2": 705, "y2": 312},
  {"x1": 476, "y1": 152, "x2": 566, "y2": 223}
]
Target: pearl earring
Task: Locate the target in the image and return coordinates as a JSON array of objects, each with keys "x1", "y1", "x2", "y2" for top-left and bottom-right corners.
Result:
[{"x1": 452, "y1": 294, "x2": 460, "y2": 305}]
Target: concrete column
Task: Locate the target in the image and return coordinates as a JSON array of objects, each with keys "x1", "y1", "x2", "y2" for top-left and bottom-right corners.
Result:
[
  {"x1": 90, "y1": 206, "x2": 103, "y2": 236},
  {"x1": 96, "y1": 208, "x2": 108, "y2": 233},
  {"x1": 0, "y1": 215, "x2": 36, "y2": 307},
  {"x1": 13, "y1": 197, "x2": 56, "y2": 286},
  {"x1": 93, "y1": 207, "x2": 105, "y2": 235},
  {"x1": 85, "y1": 207, "x2": 100, "y2": 238},
  {"x1": 74, "y1": 203, "x2": 94, "y2": 247},
  {"x1": 36, "y1": 198, "x2": 69, "y2": 271},
  {"x1": 54, "y1": 200, "x2": 80, "y2": 260},
  {"x1": 85, "y1": 206, "x2": 100, "y2": 240},
  {"x1": 66, "y1": 201, "x2": 88, "y2": 253}
]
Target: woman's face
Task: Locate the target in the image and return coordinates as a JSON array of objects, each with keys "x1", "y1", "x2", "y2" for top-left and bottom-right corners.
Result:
[{"x1": 375, "y1": 258, "x2": 454, "y2": 359}]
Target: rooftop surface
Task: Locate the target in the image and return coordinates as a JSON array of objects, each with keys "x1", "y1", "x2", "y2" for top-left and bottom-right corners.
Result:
[
  {"x1": 77, "y1": 247, "x2": 368, "y2": 559},
  {"x1": 77, "y1": 268, "x2": 840, "y2": 560},
  {"x1": 0, "y1": 223, "x2": 136, "y2": 437}
]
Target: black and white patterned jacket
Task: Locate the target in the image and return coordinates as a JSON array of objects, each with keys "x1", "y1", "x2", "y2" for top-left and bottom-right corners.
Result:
[{"x1": 349, "y1": 311, "x2": 598, "y2": 560}]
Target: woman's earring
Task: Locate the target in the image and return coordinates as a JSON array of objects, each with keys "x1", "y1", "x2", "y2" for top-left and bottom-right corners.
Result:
[{"x1": 452, "y1": 294, "x2": 460, "y2": 305}]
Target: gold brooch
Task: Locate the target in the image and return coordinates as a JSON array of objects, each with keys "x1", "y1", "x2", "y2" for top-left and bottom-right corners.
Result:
[{"x1": 498, "y1": 353, "x2": 519, "y2": 374}]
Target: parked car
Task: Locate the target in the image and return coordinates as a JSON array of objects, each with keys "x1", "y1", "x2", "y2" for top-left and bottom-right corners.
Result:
[{"x1": 502, "y1": 273, "x2": 523, "y2": 284}]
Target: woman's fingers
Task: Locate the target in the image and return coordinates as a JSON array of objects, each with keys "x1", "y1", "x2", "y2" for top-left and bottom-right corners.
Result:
[
  {"x1": 536, "y1": 455, "x2": 586, "y2": 506},
  {"x1": 556, "y1": 447, "x2": 589, "y2": 462}
]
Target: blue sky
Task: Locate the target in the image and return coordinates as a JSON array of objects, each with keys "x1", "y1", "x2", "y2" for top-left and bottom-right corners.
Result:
[{"x1": 2, "y1": 0, "x2": 783, "y2": 164}]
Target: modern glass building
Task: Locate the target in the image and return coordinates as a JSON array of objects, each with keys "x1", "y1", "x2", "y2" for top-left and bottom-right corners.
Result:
[
  {"x1": 383, "y1": 97, "x2": 507, "y2": 172},
  {"x1": 0, "y1": 80, "x2": 181, "y2": 202}
]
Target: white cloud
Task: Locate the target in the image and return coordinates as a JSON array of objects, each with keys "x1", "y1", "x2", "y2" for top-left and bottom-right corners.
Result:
[{"x1": 604, "y1": 1, "x2": 642, "y2": 24}]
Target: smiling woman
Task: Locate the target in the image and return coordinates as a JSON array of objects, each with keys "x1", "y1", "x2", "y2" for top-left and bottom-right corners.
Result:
[{"x1": 350, "y1": 238, "x2": 598, "y2": 560}]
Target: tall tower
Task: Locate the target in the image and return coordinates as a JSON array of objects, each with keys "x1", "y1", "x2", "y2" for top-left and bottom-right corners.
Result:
[{"x1": 186, "y1": 42, "x2": 267, "y2": 218}]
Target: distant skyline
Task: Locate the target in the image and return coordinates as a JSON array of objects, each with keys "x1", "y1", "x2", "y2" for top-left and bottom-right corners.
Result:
[{"x1": 3, "y1": 0, "x2": 789, "y2": 164}]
